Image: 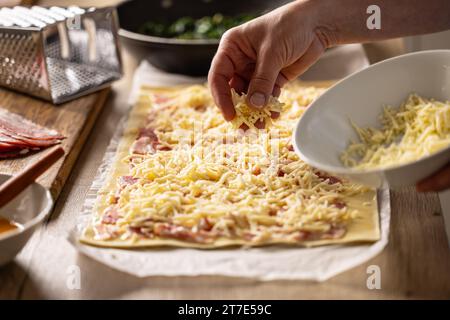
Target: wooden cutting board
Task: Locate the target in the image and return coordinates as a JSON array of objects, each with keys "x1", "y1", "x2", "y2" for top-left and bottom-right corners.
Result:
[
  {"x1": 0, "y1": 0, "x2": 110, "y2": 200},
  {"x1": 0, "y1": 87, "x2": 110, "y2": 199}
]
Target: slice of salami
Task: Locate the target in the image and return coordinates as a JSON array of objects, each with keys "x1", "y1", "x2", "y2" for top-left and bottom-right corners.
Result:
[
  {"x1": 0, "y1": 148, "x2": 30, "y2": 159},
  {"x1": 130, "y1": 127, "x2": 171, "y2": 155},
  {"x1": 0, "y1": 109, "x2": 64, "y2": 159},
  {"x1": 0, "y1": 129, "x2": 60, "y2": 147},
  {"x1": 0, "y1": 131, "x2": 39, "y2": 147},
  {"x1": 0, "y1": 109, "x2": 64, "y2": 140},
  {"x1": 0, "y1": 142, "x2": 25, "y2": 151}
]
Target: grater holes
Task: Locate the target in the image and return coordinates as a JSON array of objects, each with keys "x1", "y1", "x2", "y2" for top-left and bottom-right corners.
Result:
[
  {"x1": 1, "y1": 7, "x2": 121, "y2": 103},
  {"x1": 0, "y1": 31, "x2": 47, "y2": 98},
  {"x1": 46, "y1": 58, "x2": 119, "y2": 99}
]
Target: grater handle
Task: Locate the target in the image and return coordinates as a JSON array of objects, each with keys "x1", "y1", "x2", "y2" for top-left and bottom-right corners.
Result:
[
  {"x1": 57, "y1": 22, "x2": 70, "y2": 59},
  {"x1": 83, "y1": 17, "x2": 97, "y2": 62}
]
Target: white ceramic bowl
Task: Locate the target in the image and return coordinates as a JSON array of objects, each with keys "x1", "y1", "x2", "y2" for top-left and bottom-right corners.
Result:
[
  {"x1": 294, "y1": 50, "x2": 450, "y2": 188},
  {"x1": 0, "y1": 174, "x2": 53, "y2": 266}
]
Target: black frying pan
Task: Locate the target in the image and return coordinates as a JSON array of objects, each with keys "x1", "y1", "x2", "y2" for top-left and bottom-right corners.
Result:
[{"x1": 117, "y1": 0, "x2": 290, "y2": 76}]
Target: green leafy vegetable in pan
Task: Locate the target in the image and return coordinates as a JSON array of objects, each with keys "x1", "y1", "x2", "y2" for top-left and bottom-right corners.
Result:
[{"x1": 139, "y1": 13, "x2": 257, "y2": 40}]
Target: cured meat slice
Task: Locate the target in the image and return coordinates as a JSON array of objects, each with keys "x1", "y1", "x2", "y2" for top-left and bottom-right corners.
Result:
[
  {"x1": 0, "y1": 109, "x2": 64, "y2": 140},
  {"x1": 0, "y1": 130, "x2": 59, "y2": 148},
  {"x1": 0, "y1": 143, "x2": 24, "y2": 152},
  {"x1": 118, "y1": 175, "x2": 138, "y2": 188},
  {"x1": 130, "y1": 127, "x2": 171, "y2": 154},
  {"x1": 0, "y1": 148, "x2": 29, "y2": 159},
  {"x1": 0, "y1": 133, "x2": 30, "y2": 147},
  {"x1": 0, "y1": 109, "x2": 65, "y2": 159}
]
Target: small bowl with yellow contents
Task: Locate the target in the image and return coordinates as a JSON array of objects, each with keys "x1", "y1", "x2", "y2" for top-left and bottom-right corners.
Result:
[
  {"x1": 294, "y1": 50, "x2": 450, "y2": 188},
  {"x1": 0, "y1": 174, "x2": 53, "y2": 266}
]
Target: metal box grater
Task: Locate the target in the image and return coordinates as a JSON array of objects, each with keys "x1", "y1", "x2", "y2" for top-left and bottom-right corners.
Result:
[{"x1": 0, "y1": 6, "x2": 123, "y2": 104}]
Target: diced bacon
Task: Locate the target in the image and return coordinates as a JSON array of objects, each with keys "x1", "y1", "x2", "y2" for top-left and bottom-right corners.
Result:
[
  {"x1": 194, "y1": 104, "x2": 207, "y2": 112},
  {"x1": 239, "y1": 123, "x2": 250, "y2": 131},
  {"x1": 243, "y1": 232, "x2": 255, "y2": 241},
  {"x1": 101, "y1": 206, "x2": 121, "y2": 224},
  {"x1": 131, "y1": 136, "x2": 155, "y2": 154},
  {"x1": 198, "y1": 217, "x2": 213, "y2": 231},
  {"x1": 153, "y1": 223, "x2": 214, "y2": 243},
  {"x1": 131, "y1": 127, "x2": 171, "y2": 154},
  {"x1": 154, "y1": 223, "x2": 192, "y2": 240},
  {"x1": 270, "y1": 111, "x2": 280, "y2": 119},
  {"x1": 118, "y1": 175, "x2": 138, "y2": 189},
  {"x1": 252, "y1": 166, "x2": 261, "y2": 176},
  {"x1": 288, "y1": 225, "x2": 347, "y2": 242},
  {"x1": 293, "y1": 231, "x2": 309, "y2": 241},
  {"x1": 153, "y1": 94, "x2": 170, "y2": 105},
  {"x1": 128, "y1": 226, "x2": 154, "y2": 238},
  {"x1": 277, "y1": 168, "x2": 285, "y2": 177},
  {"x1": 332, "y1": 199, "x2": 347, "y2": 209},
  {"x1": 315, "y1": 171, "x2": 342, "y2": 184},
  {"x1": 322, "y1": 226, "x2": 346, "y2": 239},
  {"x1": 158, "y1": 145, "x2": 172, "y2": 151},
  {"x1": 138, "y1": 127, "x2": 158, "y2": 140},
  {"x1": 326, "y1": 176, "x2": 341, "y2": 185},
  {"x1": 93, "y1": 224, "x2": 118, "y2": 241},
  {"x1": 254, "y1": 119, "x2": 265, "y2": 129}
]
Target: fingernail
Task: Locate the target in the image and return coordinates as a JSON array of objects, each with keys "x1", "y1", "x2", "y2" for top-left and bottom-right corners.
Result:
[{"x1": 250, "y1": 92, "x2": 266, "y2": 109}]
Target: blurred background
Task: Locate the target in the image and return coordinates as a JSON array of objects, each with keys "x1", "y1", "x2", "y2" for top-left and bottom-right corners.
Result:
[{"x1": 2, "y1": 0, "x2": 450, "y2": 78}]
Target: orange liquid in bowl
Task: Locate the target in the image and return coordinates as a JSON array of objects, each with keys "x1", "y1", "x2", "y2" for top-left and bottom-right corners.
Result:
[{"x1": 0, "y1": 217, "x2": 19, "y2": 235}]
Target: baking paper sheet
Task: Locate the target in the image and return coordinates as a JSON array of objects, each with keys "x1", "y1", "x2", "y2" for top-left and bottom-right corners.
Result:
[{"x1": 71, "y1": 49, "x2": 390, "y2": 281}]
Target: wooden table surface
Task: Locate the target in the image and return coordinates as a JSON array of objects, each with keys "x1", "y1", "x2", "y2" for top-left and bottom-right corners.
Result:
[{"x1": 1, "y1": 0, "x2": 450, "y2": 300}]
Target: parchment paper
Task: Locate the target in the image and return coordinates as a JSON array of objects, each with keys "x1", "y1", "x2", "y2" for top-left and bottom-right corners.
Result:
[{"x1": 71, "y1": 47, "x2": 390, "y2": 281}]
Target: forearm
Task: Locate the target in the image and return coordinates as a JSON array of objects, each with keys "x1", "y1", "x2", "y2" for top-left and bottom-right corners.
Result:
[{"x1": 307, "y1": 0, "x2": 450, "y2": 47}]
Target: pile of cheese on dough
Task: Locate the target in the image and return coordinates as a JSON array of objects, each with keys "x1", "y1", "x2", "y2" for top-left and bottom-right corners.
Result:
[
  {"x1": 341, "y1": 94, "x2": 450, "y2": 169},
  {"x1": 87, "y1": 84, "x2": 375, "y2": 246},
  {"x1": 231, "y1": 89, "x2": 285, "y2": 129}
]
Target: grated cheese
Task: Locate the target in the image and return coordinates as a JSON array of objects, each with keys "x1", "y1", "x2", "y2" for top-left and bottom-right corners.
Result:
[
  {"x1": 230, "y1": 89, "x2": 285, "y2": 129},
  {"x1": 95, "y1": 84, "x2": 372, "y2": 244},
  {"x1": 341, "y1": 94, "x2": 450, "y2": 170}
]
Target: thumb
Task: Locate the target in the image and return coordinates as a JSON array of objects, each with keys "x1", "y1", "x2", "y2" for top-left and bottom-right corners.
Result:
[{"x1": 247, "y1": 52, "x2": 281, "y2": 109}]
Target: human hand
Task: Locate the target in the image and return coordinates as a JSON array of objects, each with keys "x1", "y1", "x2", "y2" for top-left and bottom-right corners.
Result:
[
  {"x1": 208, "y1": 0, "x2": 450, "y2": 122},
  {"x1": 208, "y1": 0, "x2": 334, "y2": 121},
  {"x1": 416, "y1": 163, "x2": 450, "y2": 192}
]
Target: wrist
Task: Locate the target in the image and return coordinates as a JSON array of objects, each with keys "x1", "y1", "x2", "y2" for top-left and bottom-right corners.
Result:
[{"x1": 291, "y1": 0, "x2": 341, "y2": 48}]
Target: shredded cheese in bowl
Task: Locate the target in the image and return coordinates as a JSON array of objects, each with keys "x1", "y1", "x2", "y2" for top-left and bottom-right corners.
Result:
[
  {"x1": 231, "y1": 89, "x2": 285, "y2": 129},
  {"x1": 341, "y1": 94, "x2": 450, "y2": 170}
]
